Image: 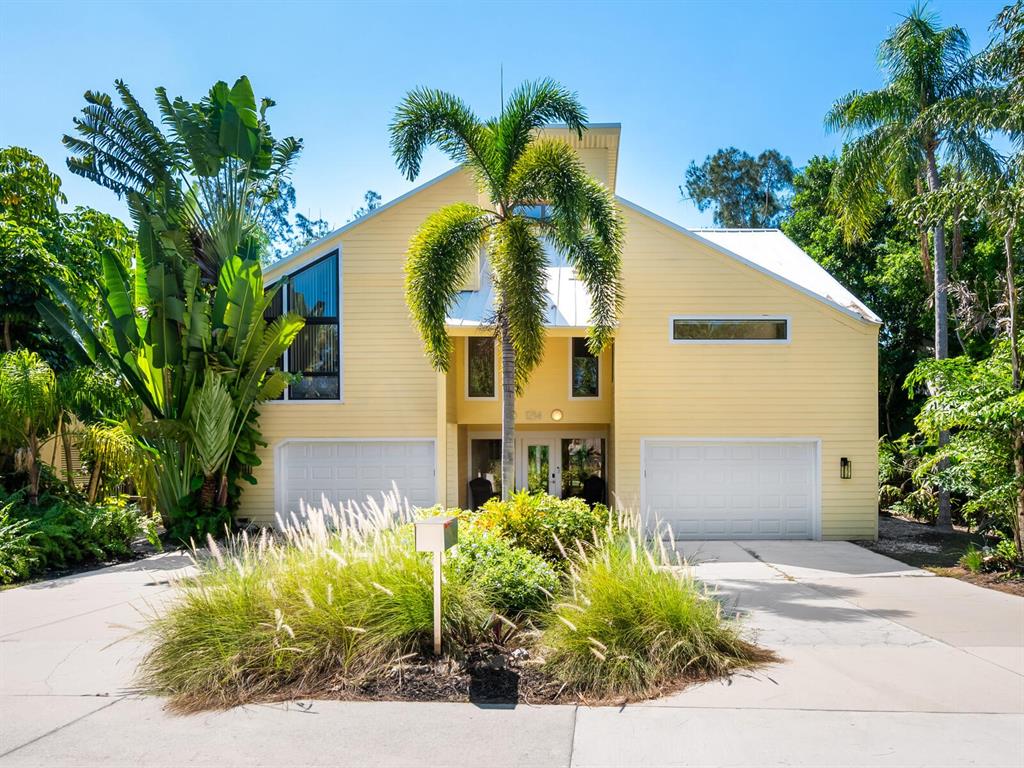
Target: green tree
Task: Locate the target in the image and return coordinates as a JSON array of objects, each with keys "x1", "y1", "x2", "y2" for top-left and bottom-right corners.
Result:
[
  {"x1": 0, "y1": 147, "x2": 133, "y2": 363},
  {"x1": 390, "y1": 79, "x2": 624, "y2": 498},
  {"x1": 682, "y1": 148, "x2": 794, "y2": 228},
  {"x1": 783, "y1": 156, "x2": 930, "y2": 436},
  {"x1": 260, "y1": 179, "x2": 332, "y2": 263},
  {"x1": 39, "y1": 77, "x2": 305, "y2": 540},
  {"x1": 827, "y1": 4, "x2": 999, "y2": 530}
]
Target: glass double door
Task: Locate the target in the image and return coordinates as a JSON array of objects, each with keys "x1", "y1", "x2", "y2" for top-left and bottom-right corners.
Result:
[
  {"x1": 469, "y1": 433, "x2": 607, "y2": 502},
  {"x1": 520, "y1": 439, "x2": 560, "y2": 496}
]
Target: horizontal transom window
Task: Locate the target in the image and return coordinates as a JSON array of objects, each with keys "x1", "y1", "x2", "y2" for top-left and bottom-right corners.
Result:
[{"x1": 671, "y1": 317, "x2": 789, "y2": 343}]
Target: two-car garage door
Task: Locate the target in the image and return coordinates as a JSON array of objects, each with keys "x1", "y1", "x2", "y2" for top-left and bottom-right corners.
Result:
[
  {"x1": 643, "y1": 440, "x2": 818, "y2": 539},
  {"x1": 279, "y1": 440, "x2": 436, "y2": 515}
]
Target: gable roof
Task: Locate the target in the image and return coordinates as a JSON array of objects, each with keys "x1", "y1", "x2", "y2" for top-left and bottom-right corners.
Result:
[{"x1": 617, "y1": 198, "x2": 881, "y2": 324}]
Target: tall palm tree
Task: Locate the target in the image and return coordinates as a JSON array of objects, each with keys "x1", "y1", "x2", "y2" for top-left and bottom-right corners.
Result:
[
  {"x1": 390, "y1": 80, "x2": 624, "y2": 499},
  {"x1": 826, "y1": 4, "x2": 999, "y2": 529}
]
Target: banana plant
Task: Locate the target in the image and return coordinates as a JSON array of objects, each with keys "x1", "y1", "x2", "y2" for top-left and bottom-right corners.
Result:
[{"x1": 37, "y1": 76, "x2": 305, "y2": 538}]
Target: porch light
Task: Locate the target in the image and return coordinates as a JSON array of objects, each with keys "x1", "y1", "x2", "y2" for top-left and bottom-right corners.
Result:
[
  {"x1": 840, "y1": 457, "x2": 852, "y2": 479},
  {"x1": 551, "y1": 409, "x2": 564, "y2": 422}
]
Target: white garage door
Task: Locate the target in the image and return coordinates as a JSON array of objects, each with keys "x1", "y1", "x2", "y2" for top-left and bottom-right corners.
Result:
[
  {"x1": 643, "y1": 440, "x2": 817, "y2": 539},
  {"x1": 279, "y1": 440, "x2": 436, "y2": 515}
]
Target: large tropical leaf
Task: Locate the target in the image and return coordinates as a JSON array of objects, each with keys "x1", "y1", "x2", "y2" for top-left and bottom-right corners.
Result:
[{"x1": 189, "y1": 373, "x2": 233, "y2": 477}]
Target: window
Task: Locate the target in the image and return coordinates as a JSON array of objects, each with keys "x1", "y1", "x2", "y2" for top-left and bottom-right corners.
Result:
[
  {"x1": 570, "y1": 337, "x2": 599, "y2": 398},
  {"x1": 467, "y1": 337, "x2": 496, "y2": 398},
  {"x1": 264, "y1": 251, "x2": 341, "y2": 401},
  {"x1": 512, "y1": 203, "x2": 551, "y2": 221},
  {"x1": 671, "y1": 317, "x2": 789, "y2": 343},
  {"x1": 561, "y1": 437, "x2": 605, "y2": 500}
]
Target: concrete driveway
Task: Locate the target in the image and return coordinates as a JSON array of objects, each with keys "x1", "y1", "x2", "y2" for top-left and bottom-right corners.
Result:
[{"x1": 0, "y1": 542, "x2": 1021, "y2": 768}]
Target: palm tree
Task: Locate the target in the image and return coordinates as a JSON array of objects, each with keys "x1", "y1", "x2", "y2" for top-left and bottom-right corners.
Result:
[
  {"x1": 390, "y1": 80, "x2": 624, "y2": 499},
  {"x1": 826, "y1": 4, "x2": 999, "y2": 529}
]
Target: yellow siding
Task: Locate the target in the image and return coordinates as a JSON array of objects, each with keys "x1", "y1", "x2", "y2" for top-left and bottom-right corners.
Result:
[
  {"x1": 611, "y1": 208, "x2": 879, "y2": 539},
  {"x1": 453, "y1": 334, "x2": 613, "y2": 426},
  {"x1": 243, "y1": 170, "x2": 478, "y2": 524}
]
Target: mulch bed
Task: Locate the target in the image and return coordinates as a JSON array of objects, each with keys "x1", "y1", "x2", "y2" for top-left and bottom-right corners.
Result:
[
  {"x1": 859, "y1": 513, "x2": 1023, "y2": 596},
  {"x1": 928, "y1": 566, "x2": 1024, "y2": 597}
]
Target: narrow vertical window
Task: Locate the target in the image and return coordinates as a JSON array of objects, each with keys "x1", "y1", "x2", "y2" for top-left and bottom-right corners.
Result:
[
  {"x1": 467, "y1": 337, "x2": 495, "y2": 398},
  {"x1": 287, "y1": 252, "x2": 340, "y2": 400},
  {"x1": 571, "y1": 337, "x2": 599, "y2": 398}
]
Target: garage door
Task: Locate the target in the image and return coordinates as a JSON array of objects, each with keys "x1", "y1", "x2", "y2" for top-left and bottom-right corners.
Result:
[
  {"x1": 279, "y1": 440, "x2": 436, "y2": 515},
  {"x1": 642, "y1": 440, "x2": 817, "y2": 539}
]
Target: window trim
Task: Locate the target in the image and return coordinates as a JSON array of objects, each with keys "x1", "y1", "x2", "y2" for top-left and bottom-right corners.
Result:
[
  {"x1": 668, "y1": 315, "x2": 791, "y2": 346},
  {"x1": 465, "y1": 336, "x2": 498, "y2": 400},
  {"x1": 264, "y1": 248, "x2": 344, "y2": 404},
  {"x1": 568, "y1": 336, "x2": 601, "y2": 400}
]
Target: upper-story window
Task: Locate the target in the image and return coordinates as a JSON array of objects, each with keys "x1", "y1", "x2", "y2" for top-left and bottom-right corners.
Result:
[
  {"x1": 265, "y1": 251, "x2": 341, "y2": 400},
  {"x1": 467, "y1": 336, "x2": 496, "y2": 398},
  {"x1": 671, "y1": 317, "x2": 789, "y2": 344},
  {"x1": 570, "y1": 337, "x2": 599, "y2": 398},
  {"x1": 513, "y1": 203, "x2": 552, "y2": 221}
]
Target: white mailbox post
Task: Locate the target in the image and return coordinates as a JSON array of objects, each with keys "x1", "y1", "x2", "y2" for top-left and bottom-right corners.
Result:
[{"x1": 414, "y1": 516, "x2": 458, "y2": 655}]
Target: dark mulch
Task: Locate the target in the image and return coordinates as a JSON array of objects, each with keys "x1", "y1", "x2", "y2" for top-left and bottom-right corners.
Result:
[{"x1": 858, "y1": 514, "x2": 1022, "y2": 596}]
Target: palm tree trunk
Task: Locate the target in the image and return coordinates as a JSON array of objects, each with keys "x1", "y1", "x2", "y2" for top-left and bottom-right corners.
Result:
[
  {"x1": 925, "y1": 149, "x2": 953, "y2": 532},
  {"x1": 26, "y1": 432, "x2": 39, "y2": 506},
  {"x1": 500, "y1": 320, "x2": 516, "y2": 500}
]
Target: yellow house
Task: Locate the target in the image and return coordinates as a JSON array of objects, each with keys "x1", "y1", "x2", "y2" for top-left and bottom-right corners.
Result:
[{"x1": 255, "y1": 125, "x2": 880, "y2": 541}]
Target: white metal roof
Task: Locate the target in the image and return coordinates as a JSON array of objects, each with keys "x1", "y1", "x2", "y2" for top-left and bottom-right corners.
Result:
[
  {"x1": 447, "y1": 207, "x2": 880, "y2": 328},
  {"x1": 689, "y1": 228, "x2": 880, "y2": 323},
  {"x1": 447, "y1": 240, "x2": 594, "y2": 328}
]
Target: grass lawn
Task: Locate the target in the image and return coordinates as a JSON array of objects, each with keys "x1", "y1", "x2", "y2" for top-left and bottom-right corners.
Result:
[{"x1": 858, "y1": 514, "x2": 1023, "y2": 597}]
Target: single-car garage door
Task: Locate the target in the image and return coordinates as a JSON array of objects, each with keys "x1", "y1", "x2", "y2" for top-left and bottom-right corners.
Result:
[
  {"x1": 278, "y1": 440, "x2": 436, "y2": 515},
  {"x1": 642, "y1": 440, "x2": 818, "y2": 539}
]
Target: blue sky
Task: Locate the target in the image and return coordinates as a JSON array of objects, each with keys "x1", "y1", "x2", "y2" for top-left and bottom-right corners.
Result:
[{"x1": 0, "y1": 0, "x2": 1006, "y2": 231}]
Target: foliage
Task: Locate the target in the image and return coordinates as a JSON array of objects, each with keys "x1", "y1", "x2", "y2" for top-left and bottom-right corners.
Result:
[
  {"x1": 0, "y1": 491, "x2": 158, "y2": 581},
  {"x1": 259, "y1": 180, "x2": 332, "y2": 263},
  {"x1": 540, "y1": 519, "x2": 772, "y2": 699},
  {"x1": 0, "y1": 497, "x2": 35, "y2": 584},
  {"x1": 448, "y1": 527, "x2": 558, "y2": 615},
  {"x1": 139, "y1": 494, "x2": 490, "y2": 711},
  {"x1": 906, "y1": 343, "x2": 1023, "y2": 541},
  {"x1": 0, "y1": 349, "x2": 58, "y2": 503},
  {"x1": 959, "y1": 538, "x2": 1021, "y2": 573},
  {"x1": 472, "y1": 492, "x2": 610, "y2": 564},
  {"x1": 826, "y1": 5, "x2": 997, "y2": 242},
  {"x1": 682, "y1": 147, "x2": 794, "y2": 228},
  {"x1": 784, "y1": 156, "x2": 929, "y2": 435},
  {"x1": 40, "y1": 76, "x2": 307, "y2": 541},
  {"x1": 0, "y1": 147, "x2": 133, "y2": 365}
]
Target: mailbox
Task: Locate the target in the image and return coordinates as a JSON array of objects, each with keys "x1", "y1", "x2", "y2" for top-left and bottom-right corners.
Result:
[{"x1": 415, "y1": 516, "x2": 458, "y2": 553}]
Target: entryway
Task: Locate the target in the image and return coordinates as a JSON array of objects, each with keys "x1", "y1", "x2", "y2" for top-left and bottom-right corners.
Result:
[{"x1": 467, "y1": 430, "x2": 607, "y2": 504}]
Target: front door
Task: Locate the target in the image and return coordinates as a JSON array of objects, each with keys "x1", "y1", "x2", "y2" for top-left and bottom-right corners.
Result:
[{"x1": 518, "y1": 438, "x2": 559, "y2": 495}]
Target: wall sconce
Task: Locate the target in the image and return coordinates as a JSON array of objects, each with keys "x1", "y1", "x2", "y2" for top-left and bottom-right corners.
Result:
[
  {"x1": 840, "y1": 457, "x2": 852, "y2": 479},
  {"x1": 551, "y1": 408, "x2": 564, "y2": 422}
]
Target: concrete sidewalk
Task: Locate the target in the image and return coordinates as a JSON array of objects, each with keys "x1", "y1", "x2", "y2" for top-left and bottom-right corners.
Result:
[{"x1": 1, "y1": 543, "x2": 1021, "y2": 768}]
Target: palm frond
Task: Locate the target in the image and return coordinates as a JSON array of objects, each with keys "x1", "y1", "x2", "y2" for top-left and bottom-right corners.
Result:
[
  {"x1": 489, "y1": 218, "x2": 548, "y2": 390},
  {"x1": 405, "y1": 203, "x2": 493, "y2": 371},
  {"x1": 389, "y1": 88, "x2": 495, "y2": 188},
  {"x1": 491, "y1": 79, "x2": 587, "y2": 184}
]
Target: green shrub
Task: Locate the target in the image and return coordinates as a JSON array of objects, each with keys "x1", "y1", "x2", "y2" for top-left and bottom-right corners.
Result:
[
  {"x1": 959, "y1": 543, "x2": 984, "y2": 573},
  {"x1": 473, "y1": 491, "x2": 611, "y2": 563},
  {"x1": 0, "y1": 493, "x2": 158, "y2": 580},
  {"x1": 140, "y1": 500, "x2": 491, "y2": 711},
  {"x1": 540, "y1": 528, "x2": 773, "y2": 699},
  {"x1": 0, "y1": 499, "x2": 35, "y2": 584},
  {"x1": 448, "y1": 528, "x2": 558, "y2": 615}
]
